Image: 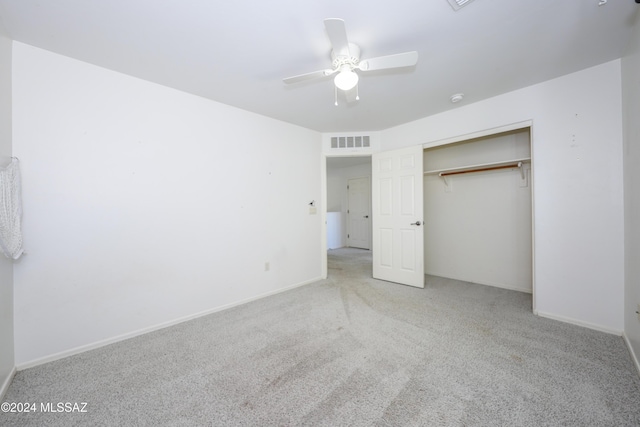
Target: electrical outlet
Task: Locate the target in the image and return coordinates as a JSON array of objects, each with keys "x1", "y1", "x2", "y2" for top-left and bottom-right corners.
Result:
[{"x1": 265, "y1": 262, "x2": 270, "y2": 272}]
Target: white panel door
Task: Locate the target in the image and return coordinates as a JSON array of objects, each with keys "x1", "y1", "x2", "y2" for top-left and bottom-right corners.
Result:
[
  {"x1": 372, "y1": 145, "x2": 424, "y2": 288},
  {"x1": 347, "y1": 177, "x2": 371, "y2": 250}
]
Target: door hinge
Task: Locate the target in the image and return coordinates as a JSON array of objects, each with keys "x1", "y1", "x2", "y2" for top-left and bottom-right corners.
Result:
[
  {"x1": 347, "y1": 185, "x2": 349, "y2": 189},
  {"x1": 347, "y1": 209, "x2": 350, "y2": 214},
  {"x1": 347, "y1": 234, "x2": 350, "y2": 238}
]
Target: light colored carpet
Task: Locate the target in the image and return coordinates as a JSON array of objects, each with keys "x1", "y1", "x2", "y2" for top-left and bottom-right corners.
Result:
[{"x1": 2, "y1": 248, "x2": 639, "y2": 426}]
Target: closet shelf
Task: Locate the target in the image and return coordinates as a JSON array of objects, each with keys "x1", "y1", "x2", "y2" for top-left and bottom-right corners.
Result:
[{"x1": 423, "y1": 157, "x2": 531, "y2": 177}]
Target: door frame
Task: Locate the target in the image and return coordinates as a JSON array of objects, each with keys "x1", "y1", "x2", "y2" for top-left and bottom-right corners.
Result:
[{"x1": 420, "y1": 120, "x2": 535, "y2": 312}]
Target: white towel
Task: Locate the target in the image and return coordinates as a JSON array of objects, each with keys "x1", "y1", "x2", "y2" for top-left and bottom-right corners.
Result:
[{"x1": 0, "y1": 157, "x2": 24, "y2": 259}]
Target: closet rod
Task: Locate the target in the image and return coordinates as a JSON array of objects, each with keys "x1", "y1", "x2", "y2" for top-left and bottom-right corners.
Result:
[{"x1": 439, "y1": 162, "x2": 522, "y2": 177}]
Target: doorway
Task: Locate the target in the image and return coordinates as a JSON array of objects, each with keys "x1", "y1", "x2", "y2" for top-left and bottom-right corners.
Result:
[{"x1": 325, "y1": 156, "x2": 372, "y2": 275}]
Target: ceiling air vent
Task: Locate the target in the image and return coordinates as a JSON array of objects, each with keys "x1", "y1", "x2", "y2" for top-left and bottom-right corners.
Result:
[
  {"x1": 330, "y1": 136, "x2": 371, "y2": 150},
  {"x1": 446, "y1": 0, "x2": 475, "y2": 11}
]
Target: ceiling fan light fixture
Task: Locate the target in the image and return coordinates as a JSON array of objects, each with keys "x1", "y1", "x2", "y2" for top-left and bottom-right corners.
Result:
[
  {"x1": 283, "y1": 19, "x2": 419, "y2": 104},
  {"x1": 334, "y1": 69, "x2": 359, "y2": 91}
]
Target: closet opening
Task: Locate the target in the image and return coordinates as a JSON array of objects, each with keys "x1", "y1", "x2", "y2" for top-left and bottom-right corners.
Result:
[{"x1": 423, "y1": 127, "x2": 533, "y2": 300}]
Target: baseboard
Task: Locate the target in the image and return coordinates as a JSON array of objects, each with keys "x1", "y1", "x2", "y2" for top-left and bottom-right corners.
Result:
[
  {"x1": 0, "y1": 366, "x2": 17, "y2": 402},
  {"x1": 535, "y1": 310, "x2": 623, "y2": 336},
  {"x1": 623, "y1": 332, "x2": 640, "y2": 377},
  {"x1": 17, "y1": 276, "x2": 322, "y2": 370},
  {"x1": 425, "y1": 271, "x2": 532, "y2": 294}
]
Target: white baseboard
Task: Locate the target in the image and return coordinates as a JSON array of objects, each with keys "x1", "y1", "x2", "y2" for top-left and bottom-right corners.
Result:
[
  {"x1": 425, "y1": 271, "x2": 532, "y2": 294},
  {"x1": 535, "y1": 310, "x2": 623, "y2": 336},
  {"x1": 0, "y1": 366, "x2": 17, "y2": 402},
  {"x1": 623, "y1": 332, "x2": 640, "y2": 377},
  {"x1": 17, "y1": 276, "x2": 322, "y2": 370}
]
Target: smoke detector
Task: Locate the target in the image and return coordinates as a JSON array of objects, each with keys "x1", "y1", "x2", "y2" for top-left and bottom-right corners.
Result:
[
  {"x1": 450, "y1": 93, "x2": 464, "y2": 103},
  {"x1": 446, "y1": 0, "x2": 476, "y2": 11}
]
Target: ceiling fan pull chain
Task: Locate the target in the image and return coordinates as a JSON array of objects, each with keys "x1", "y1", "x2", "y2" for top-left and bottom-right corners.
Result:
[{"x1": 334, "y1": 85, "x2": 338, "y2": 106}]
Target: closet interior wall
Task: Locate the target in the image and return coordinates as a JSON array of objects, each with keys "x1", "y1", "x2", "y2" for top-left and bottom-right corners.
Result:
[{"x1": 423, "y1": 129, "x2": 533, "y2": 293}]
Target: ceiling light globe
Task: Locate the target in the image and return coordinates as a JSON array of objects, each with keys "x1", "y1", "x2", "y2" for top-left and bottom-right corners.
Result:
[{"x1": 334, "y1": 70, "x2": 359, "y2": 91}]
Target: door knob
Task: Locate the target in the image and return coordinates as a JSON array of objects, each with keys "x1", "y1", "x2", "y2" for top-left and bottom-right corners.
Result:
[
  {"x1": 364, "y1": 215, "x2": 369, "y2": 218},
  {"x1": 411, "y1": 221, "x2": 422, "y2": 226}
]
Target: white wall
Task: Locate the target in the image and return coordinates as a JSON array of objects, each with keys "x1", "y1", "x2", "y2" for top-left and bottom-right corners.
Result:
[
  {"x1": 622, "y1": 12, "x2": 640, "y2": 369},
  {"x1": 326, "y1": 212, "x2": 344, "y2": 250},
  {"x1": 0, "y1": 26, "x2": 15, "y2": 397},
  {"x1": 327, "y1": 173, "x2": 344, "y2": 213},
  {"x1": 424, "y1": 130, "x2": 532, "y2": 293},
  {"x1": 326, "y1": 161, "x2": 372, "y2": 248},
  {"x1": 382, "y1": 60, "x2": 625, "y2": 333},
  {"x1": 12, "y1": 43, "x2": 323, "y2": 366}
]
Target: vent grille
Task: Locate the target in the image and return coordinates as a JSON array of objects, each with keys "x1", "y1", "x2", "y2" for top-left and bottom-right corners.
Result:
[
  {"x1": 330, "y1": 136, "x2": 371, "y2": 149},
  {"x1": 446, "y1": 0, "x2": 475, "y2": 10}
]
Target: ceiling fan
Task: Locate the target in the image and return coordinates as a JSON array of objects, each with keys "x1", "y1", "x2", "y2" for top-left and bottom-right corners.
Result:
[{"x1": 283, "y1": 18, "x2": 418, "y2": 105}]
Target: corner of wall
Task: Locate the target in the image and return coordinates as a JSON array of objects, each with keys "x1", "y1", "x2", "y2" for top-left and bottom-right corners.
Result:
[
  {"x1": 0, "y1": 26, "x2": 15, "y2": 399},
  {"x1": 622, "y1": 7, "x2": 640, "y2": 376},
  {"x1": 623, "y1": 332, "x2": 640, "y2": 377},
  {"x1": 0, "y1": 367, "x2": 16, "y2": 402}
]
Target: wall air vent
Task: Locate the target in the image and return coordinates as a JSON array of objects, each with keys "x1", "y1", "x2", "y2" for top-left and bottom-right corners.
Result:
[
  {"x1": 330, "y1": 136, "x2": 371, "y2": 150},
  {"x1": 446, "y1": 0, "x2": 475, "y2": 11}
]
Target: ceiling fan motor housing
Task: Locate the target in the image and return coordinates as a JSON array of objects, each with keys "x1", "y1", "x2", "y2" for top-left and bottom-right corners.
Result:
[{"x1": 331, "y1": 43, "x2": 361, "y2": 70}]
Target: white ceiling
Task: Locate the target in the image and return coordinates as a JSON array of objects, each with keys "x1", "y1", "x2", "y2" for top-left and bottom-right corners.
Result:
[{"x1": 0, "y1": 0, "x2": 637, "y2": 132}]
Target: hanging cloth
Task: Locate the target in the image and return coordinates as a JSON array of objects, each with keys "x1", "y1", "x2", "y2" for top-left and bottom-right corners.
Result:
[{"x1": 0, "y1": 157, "x2": 24, "y2": 259}]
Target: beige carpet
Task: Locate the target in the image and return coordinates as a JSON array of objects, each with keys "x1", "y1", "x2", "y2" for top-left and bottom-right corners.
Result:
[{"x1": 2, "y1": 248, "x2": 639, "y2": 426}]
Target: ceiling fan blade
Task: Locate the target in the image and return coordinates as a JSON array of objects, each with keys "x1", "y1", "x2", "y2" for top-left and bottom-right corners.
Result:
[
  {"x1": 358, "y1": 51, "x2": 418, "y2": 71},
  {"x1": 324, "y1": 18, "x2": 350, "y2": 57},
  {"x1": 283, "y1": 69, "x2": 335, "y2": 84}
]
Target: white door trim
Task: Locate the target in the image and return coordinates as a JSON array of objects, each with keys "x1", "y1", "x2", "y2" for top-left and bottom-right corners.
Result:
[{"x1": 422, "y1": 120, "x2": 533, "y2": 149}]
